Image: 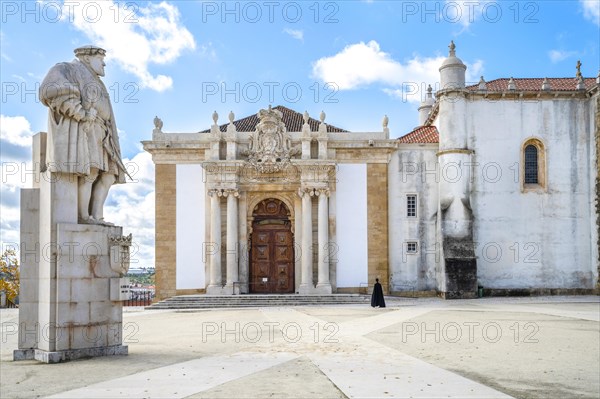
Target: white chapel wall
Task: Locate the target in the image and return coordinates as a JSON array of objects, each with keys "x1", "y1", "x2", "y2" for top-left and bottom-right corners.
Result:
[
  {"x1": 388, "y1": 147, "x2": 439, "y2": 292},
  {"x1": 176, "y1": 164, "x2": 206, "y2": 289},
  {"x1": 466, "y1": 98, "x2": 596, "y2": 289},
  {"x1": 335, "y1": 163, "x2": 368, "y2": 287}
]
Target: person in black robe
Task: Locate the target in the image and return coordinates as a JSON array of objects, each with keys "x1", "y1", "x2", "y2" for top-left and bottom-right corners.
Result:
[{"x1": 371, "y1": 278, "x2": 386, "y2": 308}]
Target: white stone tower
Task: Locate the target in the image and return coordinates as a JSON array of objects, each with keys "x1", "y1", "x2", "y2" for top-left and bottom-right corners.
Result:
[
  {"x1": 435, "y1": 41, "x2": 477, "y2": 299},
  {"x1": 418, "y1": 85, "x2": 435, "y2": 126}
]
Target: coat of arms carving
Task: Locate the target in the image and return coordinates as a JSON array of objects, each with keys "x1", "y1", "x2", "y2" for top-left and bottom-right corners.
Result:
[{"x1": 244, "y1": 105, "x2": 299, "y2": 173}]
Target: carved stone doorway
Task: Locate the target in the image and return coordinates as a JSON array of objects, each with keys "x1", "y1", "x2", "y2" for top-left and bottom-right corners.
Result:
[{"x1": 250, "y1": 199, "x2": 295, "y2": 294}]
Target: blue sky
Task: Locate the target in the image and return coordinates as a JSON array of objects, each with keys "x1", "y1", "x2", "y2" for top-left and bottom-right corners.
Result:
[{"x1": 1, "y1": 0, "x2": 599, "y2": 267}]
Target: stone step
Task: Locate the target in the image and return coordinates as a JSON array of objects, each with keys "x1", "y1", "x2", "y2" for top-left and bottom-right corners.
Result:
[{"x1": 146, "y1": 294, "x2": 372, "y2": 309}]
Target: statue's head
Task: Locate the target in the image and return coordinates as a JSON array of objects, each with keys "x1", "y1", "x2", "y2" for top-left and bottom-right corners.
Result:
[{"x1": 74, "y1": 45, "x2": 106, "y2": 77}]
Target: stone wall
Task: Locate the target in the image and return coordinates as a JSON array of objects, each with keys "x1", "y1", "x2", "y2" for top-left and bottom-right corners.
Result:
[
  {"x1": 388, "y1": 147, "x2": 439, "y2": 293},
  {"x1": 155, "y1": 164, "x2": 177, "y2": 300},
  {"x1": 367, "y1": 163, "x2": 389, "y2": 293},
  {"x1": 467, "y1": 98, "x2": 595, "y2": 289},
  {"x1": 596, "y1": 95, "x2": 600, "y2": 291}
]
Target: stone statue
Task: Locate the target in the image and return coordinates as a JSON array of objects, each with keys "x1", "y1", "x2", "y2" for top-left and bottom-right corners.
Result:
[{"x1": 39, "y1": 45, "x2": 128, "y2": 224}]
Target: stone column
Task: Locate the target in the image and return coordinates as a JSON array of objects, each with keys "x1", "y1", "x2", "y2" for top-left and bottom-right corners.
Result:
[
  {"x1": 299, "y1": 188, "x2": 314, "y2": 294},
  {"x1": 224, "y1": 189, "x2": 239, "y2": 294},
  {"x1": 316, "y1": 188, "x2": 332, "y2": 293},
  {"x1": 207, "y1": 189, "x2": 222, "y2": 293}
]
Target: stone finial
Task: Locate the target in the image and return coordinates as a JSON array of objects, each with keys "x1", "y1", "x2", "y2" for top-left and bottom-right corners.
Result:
[
  {"x1": 541, "y1": 78, "x2": 551, "y2": 91},
  {"x1": 382, "y1": 115, "x2": 389, "y2": 129},
  {"x1": 507, "y1": 77, "x2": 516, "y2": 91},
  {"x1": 303, "y1": 110, "x2": 309, "y2": 124},
  {"x1": 226, "y1": 110, "x2": 237, "y2": 139},
  {"x1": 448, "y1": 40, "x2": 456, "y2": 56},
  {"x1": 153, "y1": 116, "x2": 163, "y2": 131},
  {"x1": 319, "y1": 110, "x2": 326, "y2": 123},
  {"x1": 576, "y1": 75, "x2": 585, "y2": 90},
  {"x1": 597, "y1": 70, "x2": 600, "y2": 84},
  {"x1": 478, "y1": 76, "x2": 486, "y2": 90},
  {"x1": 426, "y1": 84, "x2": 433, "y2": 98},
  {"x1": 212, "y1": 110, "x2": 218, "y2": 125},
  {"x1": 576, "y1": 60, "x2": 582, "y2": 78}
]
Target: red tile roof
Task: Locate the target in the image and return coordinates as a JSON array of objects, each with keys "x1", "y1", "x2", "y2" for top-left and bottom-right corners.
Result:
[
  {"x1": 466, "y1": 77, "x2": 596, "y2": 92},
  {"x1": 200, "y1": 105, "x2": 348, "y2": 133},
  {"x1": 398, "y1": 125, "x2": 439, "y2": 144}
]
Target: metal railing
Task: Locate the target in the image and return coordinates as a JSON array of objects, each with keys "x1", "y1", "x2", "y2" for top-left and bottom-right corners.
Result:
[
  {"x1": 124, "y1": 290, "x2": 155, "y2": 307},
  {"x1": 1, "y1": 299, "x2": 18, "y2": 309}
]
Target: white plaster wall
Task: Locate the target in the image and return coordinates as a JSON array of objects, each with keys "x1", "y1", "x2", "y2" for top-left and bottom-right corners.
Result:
[
  {"x1": 590, "y1": 95, "x2": 599, "y2": 282},
  {"x1": 464, "y1": 97, "x2": 596, "y2": 289},
  {"x1": 336, "y1": 164, "x2": 368, "y2": 287},
  {"x1": 388, "y1": 147, "x2": 439, "y2": 291},
  {"x1": 176, "y1": 164, "x2": 206, "y2": 289}
]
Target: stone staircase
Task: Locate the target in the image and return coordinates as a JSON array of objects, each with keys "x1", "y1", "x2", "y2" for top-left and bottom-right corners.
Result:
[{"x1": 146, "y1": 294, "x2": 372, "y2": 309}]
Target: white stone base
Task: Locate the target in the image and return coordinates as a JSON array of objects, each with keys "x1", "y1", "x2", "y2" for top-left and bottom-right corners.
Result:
[
  {"x1": 206, "y1": 285, "x2": 226, "y2": 295},
  {"x1": 298, "y1": 284, "x2": 314, "y2": 295},
  {"x1": 14, "y1": 345, "x2": 128, "y2": 364},
  {"x1": 224, "y1": 284, "x2": 241, "y2": 295},
  {"x1": 314, "y1": 283, "x2": 333, "y2": 294}
]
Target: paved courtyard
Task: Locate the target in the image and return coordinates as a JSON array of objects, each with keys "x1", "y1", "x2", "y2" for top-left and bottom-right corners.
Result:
[{"x1": 1, "y1": 296, "x2": 599, "y2": 399}]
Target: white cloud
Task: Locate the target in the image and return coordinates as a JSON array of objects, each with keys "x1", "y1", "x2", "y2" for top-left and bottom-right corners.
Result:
[
  {"x1": 104, "y1": 151, "x2": 155, "y2": 268},
  {"x1": 0, "y1": 115, "x2": 34, "y2": 249},
  {"x1": 312, "y1": 40, "x2": 483, "y2": 103},
  {"x1": 581, "y1": 0, "x2": 600, "y2": 25},
  {"x1": 312, "y1": 41, "x2": 414, "y2": 89},
  {"x1": 0, "y1": 118, "x2": 156, "y2": 268},
  {"x1": 0, "y1": 115, "x2": 34, "y2": 147},
  {"x1": 61, "y1": 0, "x2": 196, "y2": 92},
  {"x1": 548, "y1": 49, "x2": 577, "y2": 63},
  {"x1": 283, "y1": 28, "x2": 304, "y2": 41}
]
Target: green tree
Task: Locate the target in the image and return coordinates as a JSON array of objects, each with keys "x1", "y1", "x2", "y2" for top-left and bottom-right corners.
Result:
[{"x1": 0, "y1": 248, "x2": 20, "y2": 303}]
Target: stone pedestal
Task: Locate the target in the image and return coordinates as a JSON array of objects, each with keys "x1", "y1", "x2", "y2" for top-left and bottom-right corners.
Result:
[
  {"x1": 14, "y1": 222, "x2": 130, "y2": 363},
  {"x1": 14, "y1": 133, "x2": 130, "y2": 363}
]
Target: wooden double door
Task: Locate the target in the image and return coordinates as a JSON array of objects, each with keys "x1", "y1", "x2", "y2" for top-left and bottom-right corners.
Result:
[{"x1": 250, "y1": 200, "x2": 295, "y2": 294}]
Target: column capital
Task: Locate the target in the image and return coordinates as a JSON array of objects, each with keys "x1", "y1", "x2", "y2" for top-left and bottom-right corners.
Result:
[
  {"x1": 297, "y1": 187, "x2": 317, "y2": 198},
  {"x1": 207, "y1": 189, "x2": 221, "y2": 197},
  {"x1": 315, "y1": 188, "x2": 330, "y2": 197},
  {"x1": 222, "y1": 189, "x2": 239, "y2": 198}
]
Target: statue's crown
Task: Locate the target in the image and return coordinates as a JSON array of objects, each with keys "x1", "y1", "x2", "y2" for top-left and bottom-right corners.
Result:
[
  {"x1": 109, "y1": 233, "x2": 132, "y2": 246},
  {"x1": 257, "y1": 105, "x2": 283, "y2": 123}
]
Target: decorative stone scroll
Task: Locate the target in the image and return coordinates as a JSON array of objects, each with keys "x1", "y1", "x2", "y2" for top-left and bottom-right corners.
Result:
[{"x1": 244, "y1": 105, "x2": 299, "y2": 173}]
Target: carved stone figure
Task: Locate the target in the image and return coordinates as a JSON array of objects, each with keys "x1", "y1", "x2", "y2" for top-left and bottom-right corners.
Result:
[
  {"x1": 245, "y1": 105, "x2": 298, "y2": 173},
  {"x1": 153, "y1": 116, "x2": 163, "y2": 131},
  {"x1": 39, "y1": 45, "x2": 127, "y2": 224}
]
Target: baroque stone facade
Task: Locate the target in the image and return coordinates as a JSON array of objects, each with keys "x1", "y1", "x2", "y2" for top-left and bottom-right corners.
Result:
[{"x1": 144, "y1": 42, "x2": 599, "y2": 300}]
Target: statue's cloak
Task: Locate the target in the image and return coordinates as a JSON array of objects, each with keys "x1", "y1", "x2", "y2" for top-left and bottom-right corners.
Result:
[{"x1": 39, "y1": 59, "x2": 125, "y2": 183}]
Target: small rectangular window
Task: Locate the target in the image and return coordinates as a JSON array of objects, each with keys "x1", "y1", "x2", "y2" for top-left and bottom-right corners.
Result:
[
  {"x1": 407, "y1": 242, "x2": 418, "y2": 253},
  {"x1": 407, "y1": 195, "x2": 417, "y2": 217}
]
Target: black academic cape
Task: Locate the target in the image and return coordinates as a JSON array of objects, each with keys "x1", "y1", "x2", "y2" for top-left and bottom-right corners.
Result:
[{"x1": 371, "y1": 282, "x2": 386, "y2": 307}]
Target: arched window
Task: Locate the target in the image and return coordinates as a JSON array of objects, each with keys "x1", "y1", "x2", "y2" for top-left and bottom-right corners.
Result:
[
  {"x1": 521, "y1": 138, "x2": 546, "y2": 191},
  {"x1": 524, "y1": 145, "x2": 538, "y2": 184}
]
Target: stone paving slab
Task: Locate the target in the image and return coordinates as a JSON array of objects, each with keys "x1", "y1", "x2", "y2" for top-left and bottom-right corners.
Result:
[
  {"x1": 1, "y1": 296, "x2": 598, "y2": 399},
  {"x1": 45, "y1": 352, "x2": 299, "y2": 399}
]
